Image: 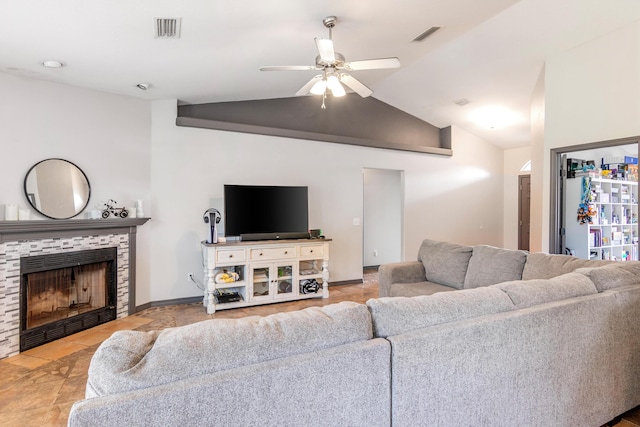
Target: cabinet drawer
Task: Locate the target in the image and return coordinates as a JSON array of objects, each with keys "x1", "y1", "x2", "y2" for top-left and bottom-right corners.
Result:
[
  {"x1": 216, "y1": 249, "x2": 246, "y2": 263},
  {"x1": 300, "y1": 245, "x2": 324, "y2": 258},
  {"x1": 250, "y1": 247, "x2": 296, "y2": 261}
]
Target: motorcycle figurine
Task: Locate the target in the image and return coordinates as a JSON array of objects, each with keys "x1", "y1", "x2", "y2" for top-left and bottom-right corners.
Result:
[{"x1": 101, "y1": 199, "x2": 129, "y2": 219}]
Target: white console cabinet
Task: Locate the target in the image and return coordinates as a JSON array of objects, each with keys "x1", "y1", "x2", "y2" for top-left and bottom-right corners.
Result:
[{"x1": 201, "y1": 239, "x2": 330, "y2": 314}]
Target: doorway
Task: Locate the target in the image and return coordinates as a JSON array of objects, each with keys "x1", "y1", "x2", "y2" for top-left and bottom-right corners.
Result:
[
  {"x1": 518, "y1": 174, "x2": 531, "y2": 251},
  {"x1": 550, "y1": 137, "x2": 639, "y2": 257},
  {"x1": 363, "y1": 168, "x2": 403, "y2": 268}
]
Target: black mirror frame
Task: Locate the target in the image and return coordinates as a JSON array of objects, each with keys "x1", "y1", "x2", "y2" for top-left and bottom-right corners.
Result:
[{"x1": 23, "y1": 158, "x2": 92, "y2": 219}]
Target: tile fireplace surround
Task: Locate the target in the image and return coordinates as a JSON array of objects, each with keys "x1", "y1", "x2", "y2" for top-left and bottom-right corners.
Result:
[{"x1": 0, "y1": 218, "x2": 148, "y2": 359}]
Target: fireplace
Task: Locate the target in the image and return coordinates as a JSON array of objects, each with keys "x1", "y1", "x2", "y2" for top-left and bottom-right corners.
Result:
[
  {"x1": 0, "y1": 218, "x2": 148, "y2": 359},
  {"x1": 20, "y1": 247, "x2": 117, "y2": 351}
]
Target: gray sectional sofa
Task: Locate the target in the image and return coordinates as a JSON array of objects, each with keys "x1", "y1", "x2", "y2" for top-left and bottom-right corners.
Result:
[
  {"x1": 378, "y1": 238, "x2": 614, "y2": 297},
  {"x1": 68, "y1": 240, "x2": 640, "y2": 427}
]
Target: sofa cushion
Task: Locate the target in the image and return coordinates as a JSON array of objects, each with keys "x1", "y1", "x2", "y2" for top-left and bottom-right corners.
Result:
[
  {"x1": 493, "y1": 272, "x2": 597, "y2": 308},
  {"x1": 366, "y1": 287, "x2": 515, "y2": 338},
  {"x1": 417, "y1": 239, "x2": 473, "y2": 289},
  {"x1": 522, "y1": 252, "x2": 612, "y2": 280},
  {"x1": 389, "y1": 281, "x2": 456, "y2": 297},
  {"x1": 575, "y1": 262, "x2": 640, "y2": 292},
  {"x1": 463, "y1": 245, "x2": 527, "y2": 289},
  {"x1": 87, "y1": 302, "x2": 372, "y2": 397}
]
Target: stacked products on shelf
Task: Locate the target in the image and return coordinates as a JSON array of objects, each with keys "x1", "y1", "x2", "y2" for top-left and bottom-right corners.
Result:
[{"x1": 565, "y1": 156, "x2": 638, "y2": 262}]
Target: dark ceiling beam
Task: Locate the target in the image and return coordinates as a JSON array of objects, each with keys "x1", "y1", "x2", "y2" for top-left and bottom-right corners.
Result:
[{"x1": 176, "y1": 94, "x2": 452, "y2": 156}]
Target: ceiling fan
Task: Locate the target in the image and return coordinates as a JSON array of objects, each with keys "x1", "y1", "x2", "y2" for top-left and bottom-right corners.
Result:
[{"x1": 259, "y1": 16, "x2": 400, "y2": 108}]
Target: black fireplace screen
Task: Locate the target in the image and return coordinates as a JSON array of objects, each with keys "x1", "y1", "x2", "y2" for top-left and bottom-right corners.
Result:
[
  {"x1": 20, "y1": 247, "x2": 117, "y2": 351},
  {"x1": 25, "y1": 263, "x2": 108, "y2": 329}
]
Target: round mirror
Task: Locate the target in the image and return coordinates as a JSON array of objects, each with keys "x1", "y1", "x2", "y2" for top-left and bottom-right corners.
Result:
[{"x1": 24, "y1": 158, "x2": 91, "y2": 219}]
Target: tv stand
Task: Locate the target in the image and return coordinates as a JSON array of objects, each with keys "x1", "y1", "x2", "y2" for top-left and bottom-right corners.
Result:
[{"x1": 201, "y1": 238, "x2": 331, "y2": 314}]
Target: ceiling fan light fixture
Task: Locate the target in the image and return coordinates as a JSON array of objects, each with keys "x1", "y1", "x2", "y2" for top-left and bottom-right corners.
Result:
[
  {"x1": 310, "y1": 79, "x2": 327, "y2": 95},
  {"x1": 327, "y1": 75, "x2": 345, "y2": 97},
  {"x1": 260, "y1": 15, "x2": 399, "y2": 102},
  {"x1": 330, "y1": 84, "x2": 346, "y2": 97}
]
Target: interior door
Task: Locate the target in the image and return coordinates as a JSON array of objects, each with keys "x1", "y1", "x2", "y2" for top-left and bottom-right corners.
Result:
[{"x1": 518, "y1": 175, "x2": 531, "y2": 251}]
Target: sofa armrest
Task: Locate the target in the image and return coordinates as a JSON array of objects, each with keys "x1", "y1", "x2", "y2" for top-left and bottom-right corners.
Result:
[{"x1": 378, "y1": 261, "x2": 426, "y2": 297}]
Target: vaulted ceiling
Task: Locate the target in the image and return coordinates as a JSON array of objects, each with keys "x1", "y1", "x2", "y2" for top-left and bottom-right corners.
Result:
[{"x1": 2, "y1": 0, "x2": 640, "y2": 149}]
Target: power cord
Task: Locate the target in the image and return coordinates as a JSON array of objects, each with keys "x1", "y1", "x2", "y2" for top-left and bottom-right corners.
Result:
[{"x1": 188, "y1": 273, "x2": 204, "y2": 290}]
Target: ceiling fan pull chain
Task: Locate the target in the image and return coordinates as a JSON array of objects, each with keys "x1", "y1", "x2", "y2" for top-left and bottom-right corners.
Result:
[{"x1": 321, "y1": 91, "x2": 327, "y2": 109}]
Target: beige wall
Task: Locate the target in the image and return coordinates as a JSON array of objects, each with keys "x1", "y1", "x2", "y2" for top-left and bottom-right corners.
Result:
[
  {"x1": 536, "y1": 20, "x2": 640, "y2": 252},
  {"x1": 530, "y1": 68, "x2": 546, "y2": 252},
  {"x1": 0, "y1": 70, "x2": 506, "y2": 305},
  {"x1": 0, "y1": 72, "x2": 153, "y2": 305},
  {"x1": 150, "y1": 100, "x2": 506, "y2": 302}
]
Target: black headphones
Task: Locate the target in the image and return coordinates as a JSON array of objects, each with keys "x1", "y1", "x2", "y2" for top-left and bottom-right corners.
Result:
[{"x1": 203, "y1": 208, "x2": 221, "y2": 224}]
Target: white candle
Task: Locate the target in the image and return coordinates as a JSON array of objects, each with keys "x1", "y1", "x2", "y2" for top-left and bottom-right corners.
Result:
[
  {"x1": 18, "y1": 209, "x2": 30, "y2": 220},
  {"x1": 136, "y1": 199, "x2": 144, "y2": 218},
  {"x1": 4, "y1": 204, "x2": 17, "y2": 221}
]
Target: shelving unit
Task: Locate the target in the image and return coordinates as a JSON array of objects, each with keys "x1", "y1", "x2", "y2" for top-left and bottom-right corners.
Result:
[
  {"x1": 565, "y1": 177, "x2": 638, "y2": 261},
  {"x1": 201, "y1": 239, "x2": 330, "y2": 314}
]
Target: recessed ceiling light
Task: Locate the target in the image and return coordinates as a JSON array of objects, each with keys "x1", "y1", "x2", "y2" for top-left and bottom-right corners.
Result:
[
  {"x1": 136, "y1": 83, "x2": 151, "y2": 90},
  {"x1": 42, "y1": 60, "x2": 63, "y2": 68}
]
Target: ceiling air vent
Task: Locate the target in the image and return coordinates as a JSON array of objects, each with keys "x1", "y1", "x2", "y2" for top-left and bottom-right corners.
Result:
[
  {"x1": 412, "y1": 26, "x2": 442, "y2": 42},
  {"x1": 154, "y1": 17, "x2": 182, "y2": 38}
]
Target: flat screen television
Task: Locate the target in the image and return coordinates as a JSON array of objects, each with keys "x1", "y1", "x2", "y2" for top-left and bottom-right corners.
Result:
[{"x1": 224, "y1": 185, "x2": 310, "y2": 241}]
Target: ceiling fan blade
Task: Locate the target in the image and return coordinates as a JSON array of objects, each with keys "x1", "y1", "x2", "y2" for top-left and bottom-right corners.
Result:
[
  {"x1": 259, "y1": 65, "x2": 317, "y2": 71},
  {"x1": 340, "y1": 74, "x2": 373, "y2": 97},
  {"x1": 315, "y1": 38, "x2": 336, "y2": 63},
  {"x1": 296, "y1": 75, "x2": 323, "y2": 96},
  {"x1": 343, "y1": 57, "x2": 401, "y2": 71}
]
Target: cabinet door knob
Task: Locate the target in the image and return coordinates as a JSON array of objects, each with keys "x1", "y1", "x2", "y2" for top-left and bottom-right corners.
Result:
[
  {"x1": 229, "y1": 254, "x2": 233, "y2": 258},
  {"x1": 310, "y1": 250, "x2": 314, "y2": 253},
  {"x1": 284, "y1": 251, "x2": 288, "y2": 254}
]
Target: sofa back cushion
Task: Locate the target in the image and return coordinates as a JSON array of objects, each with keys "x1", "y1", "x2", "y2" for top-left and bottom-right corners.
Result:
[
  {"x1": 87, "y1": 302, "x2": 372, "y2": 397},
  {"x1": 493, "y1": 272, "x2": 597, "y2": 308},
  {"x1": 575, "y1": 262, "x2": 640, "y2": 292},
  {"x1": 522, "y1": 252, "x2": 612, "y2": 280},
  {"x1": 417, "y1": 239, "x2": 473, "y2": 289},
  {"x1": 464, "y1": 245, "x2": 527, "y2": 289},
  {"x1": 366, "y1": 287, "x2": 514, "y2": 338}
]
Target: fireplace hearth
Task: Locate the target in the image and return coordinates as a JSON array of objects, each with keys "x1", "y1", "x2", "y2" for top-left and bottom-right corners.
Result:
[{"x1": 20, "y1": 247, "x2": 117, "y2": 351}]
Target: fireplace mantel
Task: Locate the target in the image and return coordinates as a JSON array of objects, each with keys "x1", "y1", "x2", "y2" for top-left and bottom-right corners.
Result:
[
  {"x1": 0, "y1": 218, "x2": 149, "y2": 242},
  {"x1": 1, "y1": 218, "x2": 149, "y2": 315}
]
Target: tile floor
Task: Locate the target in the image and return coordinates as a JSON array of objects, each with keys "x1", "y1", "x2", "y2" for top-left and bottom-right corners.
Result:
[
  {"x1": 0, "y1": 275, "x2": 377, "y2": 427},
  {"x1": 0, "y1": 271, "x2": 638, "y2": 426}
]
